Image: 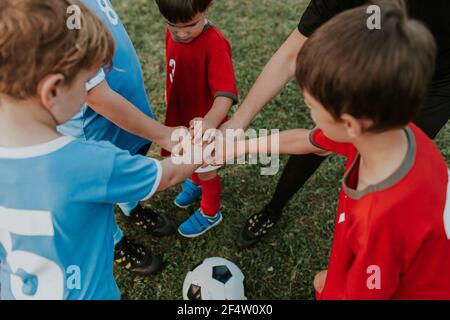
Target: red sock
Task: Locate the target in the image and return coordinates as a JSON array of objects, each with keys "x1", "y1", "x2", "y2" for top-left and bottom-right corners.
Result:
[
  {"x1": 190, "y1": 173, "x2": 202, "y2": 186},
  {"x1": 200, "y1": 176, "x2": 221, "y2": 217}
]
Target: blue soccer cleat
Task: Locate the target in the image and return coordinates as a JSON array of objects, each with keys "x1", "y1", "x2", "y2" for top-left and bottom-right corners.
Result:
[
  {"x1": 174, "y1": 179, "x2": 202, "y2": 209},
  {"x1": 178, "y1": 209, "x2": 223, "y2": 238}
]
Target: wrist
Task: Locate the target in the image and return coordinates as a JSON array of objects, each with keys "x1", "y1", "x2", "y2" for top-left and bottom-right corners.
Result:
[
  {"x1": 159, "y1": 125, "x2": 171, "y2": 139},
  {"x1": 226, "y1": 116, "x2": 245, "y2": 132},
  {"x1": 202, "y1": 118, "x2": 217, "y2": 130}
]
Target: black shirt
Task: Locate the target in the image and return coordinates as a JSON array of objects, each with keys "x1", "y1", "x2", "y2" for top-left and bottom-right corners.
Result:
[{"x1": 298, "y1": 0, "x2": 450, "y2": 88}]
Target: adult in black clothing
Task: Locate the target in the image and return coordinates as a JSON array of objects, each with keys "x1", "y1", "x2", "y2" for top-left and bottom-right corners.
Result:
[{"x1": 218, "y1": 0, "x2": 450, "y2": 248}]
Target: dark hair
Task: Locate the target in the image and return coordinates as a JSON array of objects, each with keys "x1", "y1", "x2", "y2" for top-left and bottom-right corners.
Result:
[
  {"x1": 296, "y1": 3, "x2": 437, "y2": 132},
  {"x1": 155, "y1": 0, "x2": 212, "y2": 23}
]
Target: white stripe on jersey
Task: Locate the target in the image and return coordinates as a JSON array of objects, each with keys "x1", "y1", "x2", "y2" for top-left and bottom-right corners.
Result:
[
  {"x1": 0, "y1": 136, "x2": 74, "y2": 159},
  {"x1": 444, "y1": 170, "x2": 450, "y2": 240},
  {"x1": 85, "y1": 69, "x2": 106, "y2": 91}
]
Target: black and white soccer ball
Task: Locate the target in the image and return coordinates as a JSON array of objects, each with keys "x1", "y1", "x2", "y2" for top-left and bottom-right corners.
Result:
[{"x1": 183, "y1": 257, "x2": 246, "y2": 300}]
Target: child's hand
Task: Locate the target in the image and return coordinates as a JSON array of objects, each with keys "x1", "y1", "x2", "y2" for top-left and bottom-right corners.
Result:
[
  {"x1": 164, "y1": 126, "x2": 191, "y2": 155},
  {"x1": 189, "y1": 117, "x2": 216, "y2": 145},
  {"x1": 203, "y1": 131, "x2": 243, "y2": 166},
  {"x1": 218, "y1": 118, "x2": 246, "y2": 140},
  {"x1": 202, "y1": 133, "x2": 223, "y2": 166}
]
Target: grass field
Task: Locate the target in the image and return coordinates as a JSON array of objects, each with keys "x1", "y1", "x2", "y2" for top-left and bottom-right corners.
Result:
[{"x1": 111, "y1": 0, "x2": 450, "y2": 300}]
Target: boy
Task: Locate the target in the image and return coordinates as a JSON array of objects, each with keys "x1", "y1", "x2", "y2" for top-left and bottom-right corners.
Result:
[
  {"x1": 0, "y1": 0, "x2": 201, "y2": 300},
  {"x1": 155, "y1": 0, "x2": 238, "y2": 237},
  {"x1": 224, "y1": 0, "x2": 450, "y2": 250},
  {"x1": 59, "y1": 0, "x2": 178, "y2": 276},
  {"x1": 211, "y1": 5, "x2": 450, "y2": 299}
]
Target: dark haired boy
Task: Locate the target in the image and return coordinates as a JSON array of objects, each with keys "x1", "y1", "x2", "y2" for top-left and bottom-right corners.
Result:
[
  {"x1": 211, "y1": 4, "x2": 450, "y2": 299},
  {"x1": 231, "y1": 0, "x2": 450, "y2": 250},
  {"x1": 155, "y1": 0, "x2": 238, "y2": 237}
]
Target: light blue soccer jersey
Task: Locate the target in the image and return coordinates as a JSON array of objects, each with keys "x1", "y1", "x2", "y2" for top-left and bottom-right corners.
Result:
[
  {"x1": 59, "y1": 0, "x2": 155, "y2": 155},
  {"x1": 0, "y1": 137, "x2": 162, "y2": 300}
]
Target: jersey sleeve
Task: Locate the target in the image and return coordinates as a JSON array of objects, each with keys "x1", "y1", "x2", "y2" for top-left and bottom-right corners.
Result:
[
  {"x1": 207, "y1": 37, "x2": 238, "y2": 104},
  {"x1": 105, "y1": 148, "x2": 162, "y2": 204},
  {"x1": 309, "y1": 128, "x2": 355, "y2": 158},
  {"x1": 298, "y1": 0, "x2": 356, "y2": 37},
  {"x1": 85, "y1": 69, "x2": 106, "y2": 91}
]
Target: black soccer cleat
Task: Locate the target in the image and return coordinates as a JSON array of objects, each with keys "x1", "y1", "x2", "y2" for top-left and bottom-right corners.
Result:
[
  {"x1": 236, "y1": 206, "x2": 280, "y2": 249},
  {"x1": 127, "y1": 204, "x2": 175, "y2": 236},
  {"x1": 114, "y1": 237, "x2": 163, "y2": 276}
]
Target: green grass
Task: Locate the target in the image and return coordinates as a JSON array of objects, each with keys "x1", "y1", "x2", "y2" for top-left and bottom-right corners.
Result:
[{"x1": 110, "y1": 0, "x2": 450, "y2": 300}]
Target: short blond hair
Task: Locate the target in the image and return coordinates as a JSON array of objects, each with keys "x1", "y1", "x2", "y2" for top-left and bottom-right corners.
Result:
[{"x1": 0, "y1": 0, "x2": 115, "y2": 99}]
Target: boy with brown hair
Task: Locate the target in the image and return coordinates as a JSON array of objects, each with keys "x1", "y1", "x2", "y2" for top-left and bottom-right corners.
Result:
[
  {"x1": 0, "y1": 0, "x2": 201, "y2": 300},
  {"x1": 211, "y1": 4, "x2": 450, "y2": 299},
  {"x1": 229, "y1": 0, "x2": 450, "y2": 250}
]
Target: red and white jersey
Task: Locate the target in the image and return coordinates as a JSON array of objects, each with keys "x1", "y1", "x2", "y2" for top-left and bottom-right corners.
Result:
[
  {"x1": 163, "y1": 23, "x2": 238, "y2": 156},
  {"x1": 310, "y1": 124, "x2": 450, "y2": 300}
]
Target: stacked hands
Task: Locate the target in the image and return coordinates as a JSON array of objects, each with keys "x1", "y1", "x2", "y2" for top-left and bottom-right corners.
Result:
[{"x1": 168, "y1": 118, "x2": 245, "y2": 167}]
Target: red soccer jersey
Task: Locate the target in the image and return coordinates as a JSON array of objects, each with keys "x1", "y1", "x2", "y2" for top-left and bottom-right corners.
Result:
[
  {"x1": 310, "y1": 124, "x2": 450, "y2": 300},
  {"x1": 163, "y1": 23, "x2": 238, "y2": 156}
]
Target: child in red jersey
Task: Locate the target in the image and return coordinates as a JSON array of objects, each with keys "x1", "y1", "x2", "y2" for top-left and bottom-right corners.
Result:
[
  {"x1": 155, "y1": 0, "x2": 238, "y2": 237},
  {"x1": 209, "y1": 4, "x2": 450, "y2": 299}
]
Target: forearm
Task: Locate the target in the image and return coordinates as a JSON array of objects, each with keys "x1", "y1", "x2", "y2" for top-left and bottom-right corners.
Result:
[
  {"x1": 237, "y1": 129, "x2": 320, "y2": 156},
  {"x1": 230, "y1": 29, "x2": 307, "y2": 130},
  {"x1": 203, "y1": 96, "x2": 234, "y2": 128},
  {"x1": 87, "y1": 82, "x2": 170, "y2": 146},
  {"x1": 157, "y1": 158, "x2": 199, "y2": 192}
]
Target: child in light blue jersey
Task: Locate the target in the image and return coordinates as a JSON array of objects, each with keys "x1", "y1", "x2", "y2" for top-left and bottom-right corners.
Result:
[
  {"x1": 58, "y1": 0, "x2": 181, "y2": 275},
  {"x1": 0, "y1": 0, "x2": 200, "y2": 300}
]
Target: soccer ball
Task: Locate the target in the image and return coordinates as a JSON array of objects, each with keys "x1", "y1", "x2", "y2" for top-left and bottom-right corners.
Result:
[{"x1": 183, "y1": 257, "x2": 246, "y2": 300}]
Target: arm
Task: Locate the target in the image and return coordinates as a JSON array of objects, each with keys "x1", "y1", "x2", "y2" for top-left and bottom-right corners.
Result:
[
  {"x1": 105, "y1": 145, "x2": 200, "y2": 203},
  {"x1": 222, "y1": 29, "x2": 308, "y2": 131},
  {"x1": 156, "y1": 159, "x2": 200, "y2": 192},
  {"x1": 204, "y1": 97, "x2": 234, "y2": 129},
  {"x1": 191, "y1": 96, "x2": 234, "y2": 143},
  {"x1": 214, "y1": 129, "x2": 328, "y2": 164},
  {"x1": 244, "y1": 129, "x2": 326, "y2": 155},
  {"x1": 87, "y1": 81, "x2": 178, "y2": 152}
]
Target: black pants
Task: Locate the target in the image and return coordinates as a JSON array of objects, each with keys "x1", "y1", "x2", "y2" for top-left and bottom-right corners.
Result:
[{"x1": 266, "y1": 84, "x2": 450, "y2": 216}]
